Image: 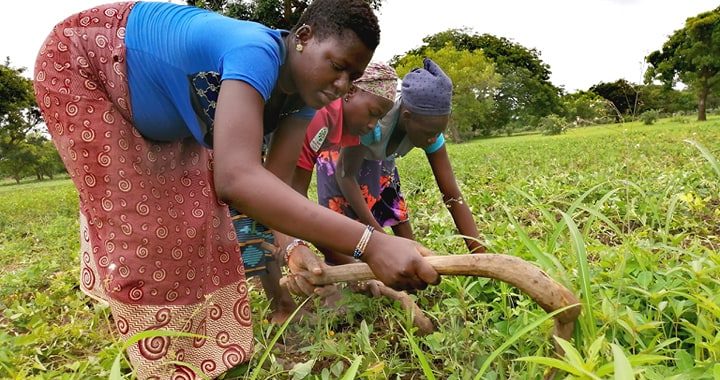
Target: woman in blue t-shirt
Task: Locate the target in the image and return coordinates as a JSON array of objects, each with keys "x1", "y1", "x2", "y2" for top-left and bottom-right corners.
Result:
[{"x1": 32, "y1": 1, "x2": 439, "y2": 378}]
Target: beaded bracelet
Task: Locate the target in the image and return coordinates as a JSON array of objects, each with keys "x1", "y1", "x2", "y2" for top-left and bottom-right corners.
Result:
[
  {"x1": 444, "y1": 195, "x2": 464, "y2": 208},
  {"x1": 284, "y1": 239, "x2": 309, "y2": 265},
  {"x1": 352, "y1": 225, "x2": 375, "y2": 260}
]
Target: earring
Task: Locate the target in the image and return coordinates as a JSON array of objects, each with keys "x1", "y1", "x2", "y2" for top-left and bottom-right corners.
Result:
[
  {"x1": 344, "y1": 96, "x2": 350, "y2": 102},
  {"x1": 295, "y1": 43, "x2": 303, "y2": 52}
]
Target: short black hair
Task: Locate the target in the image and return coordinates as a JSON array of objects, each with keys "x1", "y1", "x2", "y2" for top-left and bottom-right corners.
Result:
[{"x1": 293, "y1": 0, "x2": 380, "y2": 51}]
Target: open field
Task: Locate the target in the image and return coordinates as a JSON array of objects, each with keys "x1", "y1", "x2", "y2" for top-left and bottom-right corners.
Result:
[{"x1": 1, "y1": 116, "x2": 719, "y2": 379}]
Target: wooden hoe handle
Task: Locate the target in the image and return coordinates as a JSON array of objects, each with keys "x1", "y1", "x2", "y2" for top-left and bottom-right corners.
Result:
[{"x1": 284, "y1": 254, "x2": 581, "y2": 379}]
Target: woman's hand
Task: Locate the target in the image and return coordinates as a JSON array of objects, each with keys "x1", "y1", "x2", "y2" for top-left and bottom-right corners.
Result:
[
  {"x1": 361, "y1": 232, "x2": 440, "y2": 291},
  {"x1": 284, "y1": 244, "x2": 338, "y2": 298}
]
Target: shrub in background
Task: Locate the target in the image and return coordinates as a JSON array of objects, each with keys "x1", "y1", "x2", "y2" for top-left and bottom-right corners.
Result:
[
  {"x1": 539, "y1": 114, "x2": 568, "y2": 135},
  {"x1": 640, "y1": 109, "x2": 660, "y2": 125}
]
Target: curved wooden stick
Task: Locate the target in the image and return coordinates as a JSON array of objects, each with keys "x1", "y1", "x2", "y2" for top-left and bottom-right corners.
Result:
[
  {"x1": 349, "y1": 280, "x2": 436, "y2": 335},
  {"x1": 283, "y1": 253, "x2": 581, "y2": 378}
]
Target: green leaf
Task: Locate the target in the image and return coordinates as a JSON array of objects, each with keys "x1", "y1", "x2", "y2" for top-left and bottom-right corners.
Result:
[
  {"x1": 109, "y1": 353, "x2": 123, "y2": 380},
  {"x1": 675, "y1": 350, "x2": 694, "y2": 371},
  {"x1": 339, "y1": 356, "x2": 363, "y2": 380},
  {"x1": 400, "y1": 325, "x2": 435, "y2": 380},
  {"x1": 249, "y1": 297, "x2": 312, "y2": 380},
  {"x1": 684, "y1": 139, "x2": 720, "y2": 178},
  {"x1": 561, "y1": 211, "x2": 596, "y2": 339},
  {"x1": 555, "y1": 338, "x2": 585, "y2": 368},
  {"x1": 516, "y1": 356, "x2": 583, "y2": 377},
  {"x1": 611, "y1": 344, "x2": 634, "y2": 380},
  {"x1": 596, "y1": 355, "x2": 670, "y2": 377},
  {"x1": 290, "y1": 359, "x2": 316, "y2": 380}
]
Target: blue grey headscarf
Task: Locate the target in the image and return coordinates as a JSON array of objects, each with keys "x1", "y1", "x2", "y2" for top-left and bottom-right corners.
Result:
[{"x1": 401, "y1": 58, "x2": 452, "y2": 115}]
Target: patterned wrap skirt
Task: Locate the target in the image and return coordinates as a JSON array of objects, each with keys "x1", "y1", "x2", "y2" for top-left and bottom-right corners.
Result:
[
  {"x1": 315, "y1": 148, "x2": 409, "y2": 227},
  {"x1": 32, "y1": 3, "x2": 253, "y2": 379}
]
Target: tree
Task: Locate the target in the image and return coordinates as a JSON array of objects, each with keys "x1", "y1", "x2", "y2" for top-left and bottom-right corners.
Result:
[
  {"x1": 1, "y1": 60, "x2": 36, "y2": 156},
  {"x1": 638, "y1": 85, "x2": 699, "y2": 115},
  {"x1": 0, "y1": 59, "x2": 64, "y2": 182},
  {"x1": 589, "y1": 79, "x2": 640, "y2": 121},
  {"x1": 187, "y1": 0, "x2": 383, "y2": 29},
  {"x1": 645, "y1": 7, "x2": 720, "y2": 121},
  {"x1": 561, "y1": 91, "x2": 614, "y2": 126},
  {"x1": 0, "y1": 140, "x2": 34, "y2": 183},
  {"x1": 397, "y1": 29, "x2": 563, "y2": 134},
  {"x1": 26, "y1": 133, "x2": 64, "y2": 180},
  {"x1": 0, "y1": 58, "x2": 34, "y2": 119},
  {"x1": 393, "y1": 44, "x2": 500, "y2": 140}
]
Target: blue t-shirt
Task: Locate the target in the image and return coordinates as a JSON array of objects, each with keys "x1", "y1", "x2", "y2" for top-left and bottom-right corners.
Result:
[{"x1": 125, "y1": 1, "x2": 286, "y2": 146}]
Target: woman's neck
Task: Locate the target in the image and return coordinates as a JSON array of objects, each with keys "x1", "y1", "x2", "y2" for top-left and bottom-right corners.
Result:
[
  {"x1": 385, "y1": 117, "x2": 406, "y2": 157},
  {"x1": 390, "y1": 117, "x2": 406, "y2": 142},
  {"x1": 276, "y1": 34, "x2": 295, "y2": 94}
]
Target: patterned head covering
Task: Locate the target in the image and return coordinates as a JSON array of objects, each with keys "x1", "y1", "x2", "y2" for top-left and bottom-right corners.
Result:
[
  {"x1": 401, "y1": 58, "x2": 453, "y2": 115},
  {"x1": 353, "y1": 62, "x2": 398, "y2": 102}
]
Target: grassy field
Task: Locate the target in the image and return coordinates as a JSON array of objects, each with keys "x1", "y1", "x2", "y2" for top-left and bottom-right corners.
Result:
[{"x1": 1, "y1": 116, "x2": 719, "y2": 379}]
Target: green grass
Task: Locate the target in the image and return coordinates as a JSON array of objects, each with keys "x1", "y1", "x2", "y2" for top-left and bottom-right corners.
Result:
[{"x1": 2, "y1": 117, "x2": 720, "y2": 379}]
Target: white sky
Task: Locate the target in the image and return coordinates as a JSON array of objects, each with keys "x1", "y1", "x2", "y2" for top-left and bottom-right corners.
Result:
[{"x1": 2, "y1": 0, "x2": 717, "y2": 92}]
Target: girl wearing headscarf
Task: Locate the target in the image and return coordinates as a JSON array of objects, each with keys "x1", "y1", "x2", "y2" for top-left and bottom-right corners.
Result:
[
  {"x1": 293, "y1": 62, "x2": 398, "y2": 202},
  {"x1": 337, "y1": 58, "x2": 484, "y2": 255},
  {"x1": 292, "y1": 59, "x2": 485, "y2": 273}
]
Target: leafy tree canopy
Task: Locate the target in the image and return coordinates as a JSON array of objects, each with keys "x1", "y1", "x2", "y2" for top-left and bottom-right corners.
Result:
[
  {"x1": 0, "y1": 59, "x2": 63, "y2": 182},
  {"x1": 394, "y1": 44, "x2": 500, "y2": 140},
  {"x1": 187, "y1": 0, "x2": 382, "y2": 29},
  {"x1": 395, "y1": 29, "x2": 562, "y2": 134},
  {"x1": 645, "y1": 7, "x2": 720, "y2": 120},
  {"x1": 0, "y1": 58, "x2": 34, "y2": 119},
  {"x1": 589, "y1": 79, "x2": 639, "y2": 119}
]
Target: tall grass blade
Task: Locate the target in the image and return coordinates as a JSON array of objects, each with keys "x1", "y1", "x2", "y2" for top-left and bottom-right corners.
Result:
[
  {"x1": 561, "y1": 212, "x2": 596, "y2": 339},
  {"x1": 663, "y1": 194, "x2": 681, "y2": 239},
  {"x1": 109, "y1": 353, "x2": 123, "y2": 380},
  {"x1": 516, "y1": 356, "x2": 584, "y2": 377},
  {"x1": 595, "y1": 354, "x2": 669, "y2": 377},
  {"x1": 248, "y1": 297, "x2": 311, "y2": 380},
  {"x1": 574, "y1": 204, "x2": 622, "y2": 236},
  {"x1": 340, "y1": 355, "x2": 364, "y2": 380},
  {"x1": 508, "y1": 186, "x2": 558, "y2": 227},
  {"x1": 400, "y1": 325, "x2": 435, "y2": 380},
  {"x1": 503, "y1": 205, "x2": 563, "y2": 272},
  {"x1": 550, "y1": 187, "x2": 621, "y2": 249},
  {"x1": 684, "y1": 139, "x2": 720, "y2": 178},
  {"x1": 473, "y1": 304, "x2": 578, "y2": 380}
]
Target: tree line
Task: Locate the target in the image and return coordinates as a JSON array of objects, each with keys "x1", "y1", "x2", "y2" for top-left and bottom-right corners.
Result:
[{"x1": 2, "y1": 1, "x2": 719, "y2": 181}]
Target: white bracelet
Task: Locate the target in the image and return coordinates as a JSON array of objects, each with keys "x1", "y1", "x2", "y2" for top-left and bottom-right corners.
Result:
[
  {"x1": 352, "y1": 225, "x2": 374, "y2": 260},
  {"x1": 284, "y1": 239, "x2": 309, "y2": 265}
]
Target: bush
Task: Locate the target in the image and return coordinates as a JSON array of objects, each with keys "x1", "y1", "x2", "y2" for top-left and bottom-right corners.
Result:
[
  {"x1": 539, "y1": 114, "x2": 568, "y2": 135},
  {"x1": 640, "y1": 109, "x2": 660, "y2": 125},
  {"x1": 671, "y1": 111, "x2": 690, "y2": 124},
  {"x1": 561, "y1": 91, "x2": 614, "y2": 126}
]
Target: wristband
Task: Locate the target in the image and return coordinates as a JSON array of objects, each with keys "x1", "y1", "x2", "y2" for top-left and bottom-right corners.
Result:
[
  {"x1": 284, "y1": 239, "x2": 309, "y2": 265},
  {"x1": 352, "y1": 225, "x2": 375, "y2": 260}
]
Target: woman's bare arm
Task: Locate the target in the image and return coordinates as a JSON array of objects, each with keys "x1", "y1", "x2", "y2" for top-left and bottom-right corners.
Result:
[
  {"x1": 212, "y1": 80, "x2": 440, "y2": 290},
  {"x1": 426, "y1": 145, "x2": 485, "y2": 253},
  {"x1": 335, "y1": 145, "x2": 385, "y2": 231}
]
